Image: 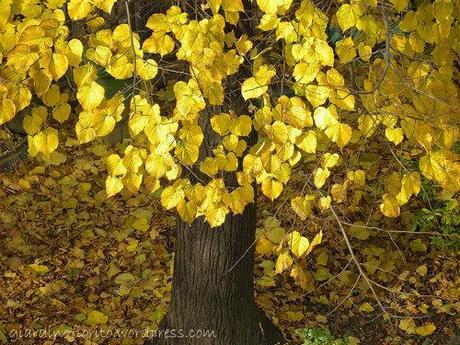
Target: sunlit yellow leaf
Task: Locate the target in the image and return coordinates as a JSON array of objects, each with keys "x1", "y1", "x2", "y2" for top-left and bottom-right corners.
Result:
[
  {"x1": 385, "y1": 127, "x2": 404, "y2": 145},
  {"x1": 336, "y1": 37, "x2": 356, "y2": 64},
  {"x1": 287, "y1": 231, "x2": 310, "y2": 257},
  {"x1": 336, "y1": 4, "x2": 362, "y2": 31},
  {"x1": 68, "y1": 0, "x2": 93, "y2": 20},
  {"x1": 77, "y1": 81, "x2": 105, "y2": 110},
  {"x1": 325, "y1": 122, "x2": 352, "y2": 148},
  {"x1": 106, "y1": 176, "x2": 124, "y2": 197},
  {"x1": 52, "y1": 103, "x2": 71, "y2": 123},
  {"x1": 261, "y1": 178, "x2": 283, "y2": 201},
  {"x1": 0, "y1": 98, "x2": 16, "y2": 126},
  {"x1": 314, "y1": 167, "x2": 330, "y2": 189},
  {"x1": 275, "y1": 251, "x2": 293, "y2": 273},
  {"x1": 143, "y1": 32, "x2": 175, "y2": 57},
  {"x1": 241, "y1": 77, "x2": 267, "y2": 100},
  {"x1": 32, "y1": 128, "x2": 59, "y2": 155},
  {"x1": 161, "y1": 185, "x2": 185, "y2": 210}
]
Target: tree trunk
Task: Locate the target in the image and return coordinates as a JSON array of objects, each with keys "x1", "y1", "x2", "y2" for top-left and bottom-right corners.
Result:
[{"x1": 145, "y1": 203, "x2": 284, "y2": 345}]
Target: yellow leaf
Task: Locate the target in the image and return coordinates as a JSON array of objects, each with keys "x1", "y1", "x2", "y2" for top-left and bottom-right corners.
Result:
[
  {"x1": 241, "y1": 77, "x2": 267, "y2": 100},
  {"x1": 74, "y1": 64, "x2": 97, "y2": 88},
  {"x1": 290, "y1": 265, "x2": 315, "y2": 292},
  {"x1": 48, "y1": 53, "x2": 68, "y2": 80},
  {"x1": 293, "y1": 62, "x2": 320, "y2": 85},
  {"x1": 211, "y1": 113, "x2": 231, "y2": 135},
  {"x1": 52, "y1": 103, "x2": 71, "y2": 123},
  {"x1": 31, "y1": 69, "x2": 52, "y2": 97},
  {"x1": 161, "y1": 185, "x2": 185, "y2": 210},
  {"x1": 385, "y1": 171, "x2": 402, "y2": 196},
  {"x1": 0, "y1": 0, "x2": 11, "y2": 28},
  {"x1": 287, "y1": 231, "x2": 310, "y2": 257},
  {"x1": 124, "y1": 173, "x2": 143, "y2": 194},
  {"x1": 336, "y1": 37, "x2": 356, "y2": 64},
  {"x1": 176, "y1": 199, "x2": 197, "y2": 224},
  {"x1": 77, "y1": 81, "x2": 105, "y2": 110},
  {"x1": 91, "y1": 46, "x2": 112, "y2": 67},
  {"x1": 305, "y1": 230, "x2": 322, "y2": 256},
  {"x1": 235, "y1": 34, "x2": 253, "y2": 55},
  {"x1": 291, "y1": 195, "x2": 315, "y2": 220},
  {"x1": 68, "y1": 0, "x2": 93, "y2": 20},
  {"x1": 66, "y1": 39, "x2": 84, "y2": 66},
  {"x1": 399, "y1": 11, "x2": 417, "y2": 32},
  {"x1": 256, "y1": 236, "x2": 274, "y2": 256},
  {"x1": 255, "y1": 64, "x2": 276, "y2": 86},
  {"x1": 6, "y1": 44, "x2": 39, "y2": 73},
  {"x1": 416, "y1": 323, "x2": 436, "y2": 337},
  {"x1": 359, "y1": 302, "x2": 374, "y2": 312},
  {"x1": 138, "y1": 59, "x2": 158, "y2": 80},
  {"x1": 42, "y1": 85, "x2": 61, "y2": 107},
  {"x1": 305, "y1": 85, "x2": 329, "y2": 107},
  {"x1": 0, "y1": 98, "x2": 16, "y2": 126},
  {"x1": 385, "y1": 127, "x2": 404, "y2": 145},
  {"x1": 314, "y1": 106, "x2": 338, "y2": 130},
  {"x1": 318, "y1": 196, "x2": 331, "y2": 210},
  {"x1": 28, "y1": 263, "x2": 49, "y2": 275},
  {"x1": 336, "y1": 4, "x2": 362, "y2": 31},
  {"x1": 107, "y1": 154, "x2": 128, "y2": 176},
  {"x1": 296, "y1": 130, "x2": 317, "y2": 153},
  {"x1": 93, "y1": 0, "x2": 117, "y2": 13},
  {"x1": 143, "y1": 32, "x2": 175, "y2": 57},
  {"x1": 258, "y1": 13, "x2": 280, "y2": 31},
  {"x1": 175, "y1": 124, "x2": 203, "y2": 165},
  {"x1": 261, "y1": 178, "x2": 283, "y2": 200},
  {"x1": 32, "y1": 128, "x2": 59, "y2": 155},
  {"x1": 347, "y1": 170, "x2": 366, "y2": 187},
  {"x1": 107, "y1": 54, "x2": 133, "y2": 79},
  {"x1": 416, "y1": 264, "x2": 428, "y2": 277},
  {"x1": 399, "y1": 318, "x2": 416, "y2": 334},
  {"x1": 205, "y1": 205, "x2": 228, "y2": 228},
  {"x1": 23, "y1": 107, "x2": 47, "y2": 135},
  {"x1": 359, "y1": 45, "x2": 372, "y2": 61},
  {"x1": 105, "y1": 176, "x2": 123, "y2": 197},
  {"x1": 232, "y1": 115, "x2": 252, "y2": 136},
  {"x1": 325, "y1": 122, "x2": 353, "y2": 148},
  {"x1": 129, "y1": 98, "x2": 161, "y2": 136},
  {"x1": 222, "y1": 0, "x2": 243, "y2": 12},
  {"x1": 123, "y1": 171, "x2": 142, "y2": 193},
  {"x1": 332, "y1": 89, "x2": 355, "y2": 111},
  {"x1": 86, "y1": 310, "x2": 108, "y2": 326},
  {"x1": 314, "y1": 167, "x2": 330, "y2": 189},
  {"x1": 396, "y1": 172, "x2": 421, "y2": 204},
  {"x1": 8, "y1": 85, "x2": 32, "y2": 112},
  {"x1": 275, "y1": 251, "x2": 293, "y2": 273},
  {"x1": 380, "y1": 193, "x2": 400, "y2": 217},
  {"x1": 419, "y1": 153, "x2": 446, "y2": 182},
  {"x1": 390, "y1": 0, "x2": 408, "y2": 11},
  {"x1": 315, "y1": 40, "x2": 334, "y2": 67},
  {"x1": 257, "y1": 0, "x2": 292, "y2": 14}
]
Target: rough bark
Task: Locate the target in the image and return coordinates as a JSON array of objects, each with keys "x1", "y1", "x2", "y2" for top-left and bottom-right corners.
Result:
[{"x1": 145, "y1": 203, "x2": 284, "y2": 345}]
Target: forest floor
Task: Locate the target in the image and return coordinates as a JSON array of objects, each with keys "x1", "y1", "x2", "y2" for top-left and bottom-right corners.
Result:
[{"x1": 0, "y1": 144, "x2": 458, "y2": 345}]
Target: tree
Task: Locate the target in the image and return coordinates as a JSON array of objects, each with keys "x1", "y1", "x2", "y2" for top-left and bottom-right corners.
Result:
[{"x1": 0, "y1": 0, "x2": 459, "y2": 344}]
